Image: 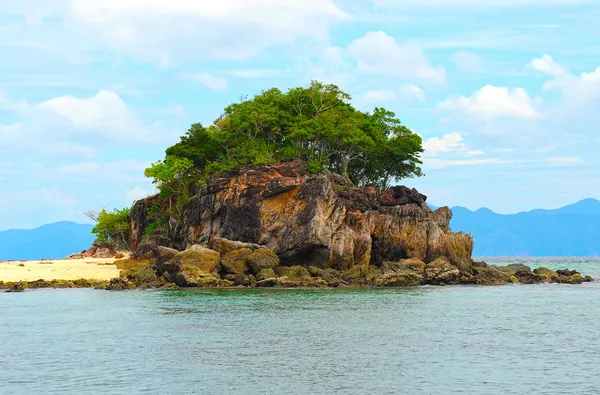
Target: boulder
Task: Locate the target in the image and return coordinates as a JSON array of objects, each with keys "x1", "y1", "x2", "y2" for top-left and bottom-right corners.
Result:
[
  {"x1": 274, "y1": 266, "x2": 311, "y2": 280},
  {"x1": 221, "y1": 248, "x2": 253, "y2": 275},
  {"x1": 425, "y1": 258, "x2": 460, "y2": 285},
  {"x1": 256, "y1": 268, "x2": 277, "y2": 281},
  {"x1": 533, "y1": 267, "x2": 558, "y2": 282},
  {"x1": 377, "y1": 259, "x2": 426, "y2": 287},
  {"x1": 169, "y1": 246, "x2": 220, "y2": 274},
  {"x1": 207, "y1": 236, "x2": 265, "y2": 255},
  {"x1": 247, "y1": 249, "x2": 280, "y2": 274}
]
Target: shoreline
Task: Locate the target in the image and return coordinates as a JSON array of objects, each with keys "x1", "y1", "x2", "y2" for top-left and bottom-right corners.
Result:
[{"x1": 0, "y1": 258, "x2": 121, "y2": 283}]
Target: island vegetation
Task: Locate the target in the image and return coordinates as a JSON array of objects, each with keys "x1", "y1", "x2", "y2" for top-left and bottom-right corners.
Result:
[{"x1": 91, "y1": 81, "x2": 424, "y2": 249}]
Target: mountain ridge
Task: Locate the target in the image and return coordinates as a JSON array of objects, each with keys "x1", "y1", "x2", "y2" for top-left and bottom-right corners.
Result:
[{"x1": 0, "y1": 221, "x2": 95, "y2": 261}]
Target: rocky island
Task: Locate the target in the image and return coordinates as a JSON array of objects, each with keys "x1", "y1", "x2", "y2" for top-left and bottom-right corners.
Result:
[
  {"x1": 1, "y1": 81, "x2": 591, "y2": 291},
  {"x1": 104, "y1": 160, "x2": 590, "y2": 290}
]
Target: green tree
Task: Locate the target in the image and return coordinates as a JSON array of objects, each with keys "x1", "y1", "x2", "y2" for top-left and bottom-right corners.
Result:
[{"x1": 87, "y1": 207, "x2": 131, "y2": 250}]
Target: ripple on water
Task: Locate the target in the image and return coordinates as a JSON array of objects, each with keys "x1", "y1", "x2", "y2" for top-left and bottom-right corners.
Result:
[{"x1": 1, "y1": 258, "x2": 600, "y2": 394}]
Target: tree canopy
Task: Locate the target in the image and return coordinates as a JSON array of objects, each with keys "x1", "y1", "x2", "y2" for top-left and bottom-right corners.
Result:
[{"x1": 147, "y1": 81, "x2": 423, "y2": 193}]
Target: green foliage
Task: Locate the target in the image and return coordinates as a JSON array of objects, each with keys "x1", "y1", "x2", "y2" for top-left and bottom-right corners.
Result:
[
  {"x1": 90, "y1": 207, "x2": 131, "y2": 250},
  {"x1": 147, "y1": 80, "x2": 424, "y2": 191}
]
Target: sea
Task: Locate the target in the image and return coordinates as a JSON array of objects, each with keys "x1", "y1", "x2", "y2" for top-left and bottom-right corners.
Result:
[{"x1": 1, "y1": 257, "x2": 600, "y2": 395}]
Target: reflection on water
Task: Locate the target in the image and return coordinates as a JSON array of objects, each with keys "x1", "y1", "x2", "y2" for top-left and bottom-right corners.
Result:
[{"x1": 1, "y1": 258, "x2": 599, "y2": 394}]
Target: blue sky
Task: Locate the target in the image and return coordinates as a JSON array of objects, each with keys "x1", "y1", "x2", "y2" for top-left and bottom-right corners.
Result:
[{"x1": 2, "y1": 0, "x2": 600, "y2": 230}]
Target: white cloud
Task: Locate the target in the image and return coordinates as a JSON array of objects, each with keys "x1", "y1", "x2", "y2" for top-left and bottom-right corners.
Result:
[
  {"x1": 438, "y1": 85, "x2": 541, "y2": 119},
  {"x1": 184, "y1": 73, "x2": 228, "y2": 91},
  {"x1": 364, "y1": 90, "x2": 396, "y2": 102},
  {"x1": 38, "y1": 90, "x2": 147, "y2": 141},
  {"x1": 346, "y1": 31, "x2": 445, "y2": 84},
  {"x1": 67, "y1": 0, "x2": 349, "y2": 63},
  {"x1": 399, "y1": 84, "x2": 426, "y2": 102},
  {"x1": 451, "y1": 52, "x2": 485, "y2": 72},
  {"x1": 423, "y1": 132, "x2": 484, "y2": 158},
  {"x1": 126, "y1": 186, "x2": 151, "y2": 202},
  {"x1": 528, "y1": 54, "x2": 564, "y2": 76}
]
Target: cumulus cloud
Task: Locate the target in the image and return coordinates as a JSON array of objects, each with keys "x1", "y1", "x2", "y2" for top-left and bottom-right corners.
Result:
[
  {"x1": 67, "y1": 0, "x2": 349, "y2": 63},
  {"x1": 437, "y1": 85, "x2": 541, "y2": 119},
  {"x1": 423, "y1": 132, "x2": 484, "y2": 157},
  {"x1": 346, "y1": 31, "x2": 445, "y2": 84},
  {"x1": 38, "y1": 90, "x2": 148, "y2": 141},
  {"x1": 528, "y1": 54, "x2": 565, "y2": 76}
]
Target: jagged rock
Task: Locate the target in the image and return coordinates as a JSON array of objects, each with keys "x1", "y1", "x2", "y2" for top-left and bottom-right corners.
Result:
[
  {"x1": 377, "y1": 259, "x2": 426, "y2": 287},
  {"x1": 247, "y1": 249, "x2": 280, "y2": 274},
  {"x1": 154, "y1": 246, "x2": 180, "y2": 273},
  {"x1": 425, "y1": 258, "x2": 460, "y2": 285},
  {"x1": 256, "y1": 268, "x2": 277, "y2": 281},
  {"x1": 221, "y1": 248, "x2": 253, "y2": 275},
  {"x1": 177, "y1": 161, "x2": 473, "y2": 271}
]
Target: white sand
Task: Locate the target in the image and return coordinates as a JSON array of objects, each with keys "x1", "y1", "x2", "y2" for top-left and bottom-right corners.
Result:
[{"x1": 0, "y1": 258, "x2": 121, "y2": 282}]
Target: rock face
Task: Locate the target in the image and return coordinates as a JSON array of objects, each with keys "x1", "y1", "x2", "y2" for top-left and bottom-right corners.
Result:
[{"x1": 129, "y1": 161, "x2": 474, "y2": 271}]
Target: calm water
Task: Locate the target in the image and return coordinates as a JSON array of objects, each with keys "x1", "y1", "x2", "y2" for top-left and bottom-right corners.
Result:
[{"x1": 1, "y1": 257, "x2": 600, "y2": 395}]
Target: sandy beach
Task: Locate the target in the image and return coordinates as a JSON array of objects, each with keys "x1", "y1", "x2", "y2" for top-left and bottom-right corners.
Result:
[{"x1": 0, "y1": 258, "x2": 121, "y2": 282}]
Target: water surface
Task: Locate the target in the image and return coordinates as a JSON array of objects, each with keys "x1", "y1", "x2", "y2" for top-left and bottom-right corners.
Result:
[{"x1": 1, "y1": 257, "x2": 599, "y2": 394}]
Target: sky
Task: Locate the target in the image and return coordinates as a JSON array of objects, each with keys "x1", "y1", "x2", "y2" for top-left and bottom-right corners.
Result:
[{"x1": 2, "y1": 0, "x2": 600, "y2": 230}]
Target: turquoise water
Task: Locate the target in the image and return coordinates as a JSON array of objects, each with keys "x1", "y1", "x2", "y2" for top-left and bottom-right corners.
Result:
[{"x1": 1, "y1": 258, "x2": 600, "y2": 394}]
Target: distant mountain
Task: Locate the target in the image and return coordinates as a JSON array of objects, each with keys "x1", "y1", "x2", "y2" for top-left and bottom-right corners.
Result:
[
  {"x1": 0, "y1": 222, "x2": 95, "y2": 261},
  {"x1": 448, "y1": 198, "x2": 600, "y2": 257}
]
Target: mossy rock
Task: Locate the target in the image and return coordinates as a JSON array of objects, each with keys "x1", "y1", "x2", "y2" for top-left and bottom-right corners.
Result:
[
  {"x1": 469, "y1": 266, "x2": 515, "y2": 286},
  {"x1": 169, "y1": 246, "x2": 221, "y2": 274},
  {"x1": 514, "y1": 271, "x2": 546, "y2": 284},
  {"x1": 496, "y1": 264, "x2": 533, "y2": 275},
  {"x1": 556, "y1": 273, "x2": 584, "y2": 284},
  {"x1": 221, "y1": 248, "x2": 253, "y2": 275},
  {"x1": 532, "y1": 267, "x2": 558, "y2": 282},
  {"x1": 247, "y1": 249, "x2": 280, "y2": 274},
  {"x1": 106, "y1": 277, "x2": 135, "y2": 291},
  {"x1": 274, "y1": 266, "x2": 311, "y2": 280},
  {"x1": 425, "y1": 258, "x2": 460, "y2": 285},
  {"x1": 341, "y1": 265, "x2": 380, "y2": 282},
  {"x1": 307, "y1": 266, "x2": 339, "y2": 280},
  {"x1": 256, "y1": 268, "x2": 277, "y2": 281}
]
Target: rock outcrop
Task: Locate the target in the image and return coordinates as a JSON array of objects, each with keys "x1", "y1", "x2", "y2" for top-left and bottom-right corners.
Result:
[
  {"x1": 122, "y1": 161, "x2": 592, "y2": 289},
  {"x1": 131, "y1": 161, "x2": 474, "y2": 272}
]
